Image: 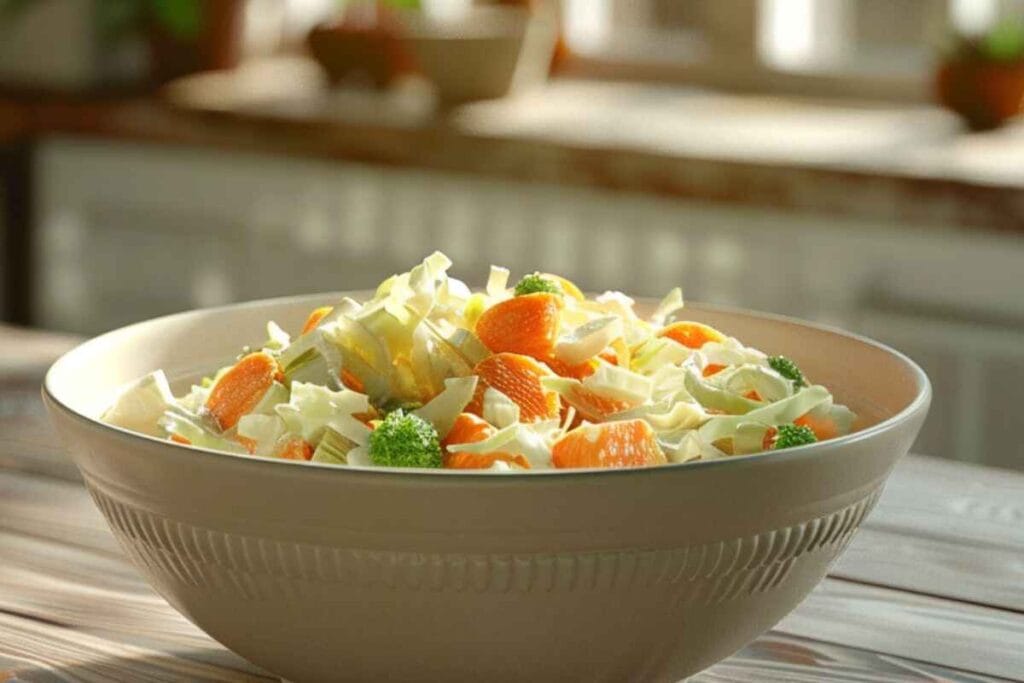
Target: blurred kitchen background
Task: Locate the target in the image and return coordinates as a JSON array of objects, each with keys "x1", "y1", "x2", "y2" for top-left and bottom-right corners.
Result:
[{"x1": 1, "y1": 0, "x2": 1023, "y2": 470}]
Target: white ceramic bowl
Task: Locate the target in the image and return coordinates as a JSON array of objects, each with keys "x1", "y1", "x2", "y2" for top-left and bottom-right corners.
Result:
[{"x1": 44, "y1": 294, "x2": 930, "y2": 682}]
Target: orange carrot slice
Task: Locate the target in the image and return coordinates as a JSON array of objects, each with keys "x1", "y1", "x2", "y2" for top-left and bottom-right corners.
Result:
[
  {"x1": 236, "y1": 435, "x2": 258, "y2": 454},
  {"x1": 205, "y1": 352, "x2": 282, "y2": 430},
  {"x1": 795, "y1": 413, "x2": 838, "y2": 441},
  {"x1": 301, "y1": 306, "x2": 333, "y2": 335},
  {"x1": 597, "y1": 349, "x2": 619, "y2": 366},
  {"x1": 442, "y1": 413, "x2": 529, "y2": 469},
  {"x1": 278, "y1": 438, "x2": 314, "y2": 461},
  {"x1": 472, "y1": 353, "x2": 561, "y2": 422},
  {"x1": 552, "y1": 419, "x2": 666, "y2": 469},
  {"x1": 443, "y1": 412, "x2": 494, "y2": 447},
  {"x1": 544, "y1": 356, "x2": 599, "y2": 380},
  {"x1": 762, "y1": 426, "x2": 777, "y2": 451},
  {"x1": 169, "y1": 434, "x2": 191, "y2": 446},
  {"x1": 475, "y1": 293, "x2": 562, "y2": 359},
  {"x1": 703, "y1": 363, "x2": 727, "y2": 377},
  {"x1": 743, "y1": 389, "x2": 762, "y2": 401},
  {"x1": 556, "y1": 382, "x2": 632, "y2": 423},
  {"x1": 340, "y1": 367, "x2": 365, "y2": 393},
  {"x1": 658, "y1": 321, "x2": 725, "y2": 349}
]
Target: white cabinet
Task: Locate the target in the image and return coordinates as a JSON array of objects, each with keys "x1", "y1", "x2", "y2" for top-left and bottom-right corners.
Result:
[{"x1": 33, "y1": 137, "x2": 1024, "y2": 468}]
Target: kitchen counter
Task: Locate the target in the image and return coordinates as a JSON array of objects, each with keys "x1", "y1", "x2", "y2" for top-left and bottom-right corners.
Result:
[{"x1": 3, "y1": 58, "x2": 1024, "y2": 234}]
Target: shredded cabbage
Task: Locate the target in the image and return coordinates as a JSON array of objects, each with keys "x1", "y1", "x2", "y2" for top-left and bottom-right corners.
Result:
[
  {"x1": 102, "y1": 370, "x2": 175, "y2": 437},
  {"x1": 583, "y1": 363, "x2": 653, "y2": 405},
  {"x1": 483, "y1": 387, "x2": 520, "y2": 429},
  {"x1": 275, "y1": 382, "x2": 370, "y2": 443},
  {"x1": 159, "y1": 405, "x2": 246, "y2": 453},
  {"x1": 237, "y1": 414, "x2": 288, "y2": 456},
  {"x1": 414, "y1": 376, "x2": 478, "y2": 439},
  {"x1": 105, "y1": 252, "x2": 857, "y2": 470},
  {"x1": 698, "y1": 385, "x2": 832, "y2": 443},
  {"x1": 556, "y1": 316, "x2": 622, "y2": 365},
  {"x1": 446, "y1": 421, "x2": 559, "y2": 469},
  {"x1": 651, "y1": 287, "x2": 684, "y2": 326}
]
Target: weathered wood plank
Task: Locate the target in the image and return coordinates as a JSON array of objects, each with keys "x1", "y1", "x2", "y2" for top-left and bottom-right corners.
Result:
[
  {"x1": 0, "y1": 377, "x2": 81, "y2": 481},
  {"x1": 0, "y1": 470, "x2": 118, "y2": 554},
  {"x1": 834, "y1": 525, "x2": 1024, "y2": 612},
  {"x1": 0, "y1": 611, "x2": 273, "y2": 683},
  {"x1": 777, "y1": 578, "x2": 1024, "y2": 681},
  {"x1": 0, "y1": 326, "x2": 82, "y2": 481},
  {"x1": 698, "y1": 633, "x2": 1008, "y2": 682},
  {"x1": 830, "y1": 455, "x2": 1024, "y2": 612},
  {"x1": 866, "y1": 456, "x2": 1024, "y2": 553}
]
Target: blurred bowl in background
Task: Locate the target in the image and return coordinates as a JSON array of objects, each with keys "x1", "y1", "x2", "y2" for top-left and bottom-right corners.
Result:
[{"x1": 309, "y1": 5, "x2": 555, "y2": 103}]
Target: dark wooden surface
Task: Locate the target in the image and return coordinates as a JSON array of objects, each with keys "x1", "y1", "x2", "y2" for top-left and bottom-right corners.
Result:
[{"x1": 1, "y1": 325, "x2": 1022, "y2": 682}]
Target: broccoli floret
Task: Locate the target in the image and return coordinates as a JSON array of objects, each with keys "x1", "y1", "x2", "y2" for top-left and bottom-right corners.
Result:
[
  {"x1": 514, "y1": 273, "x2": 560, "y2": 297},
  {"x1": 368, "y1": 410, "x2": 442, "y2": 468},
  {"x1": 768, "y1": 355, "x2": 807, "y2": 387},
  {"x1": 772, "y1": 424, "x2": 818, "y2": 450}
]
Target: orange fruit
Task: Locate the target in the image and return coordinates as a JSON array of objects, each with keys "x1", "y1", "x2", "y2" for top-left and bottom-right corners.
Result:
[
  {"x1": 442, "y1": 413, "x2": 529, "y2": 469},
  {"x1": 658, "y1": 321, "x2": 725, "y2": 349},
  {"x1": 475, "y1": 293, "x2": 562, "y2": 359},
  {"x1": 470, "y1": 353, "x2": 561, "y2": 422},
  {"x1": 205, "y1": 352, "x2": 282, "y2": 430},
  {"x1": 552, "y1": 419, "x2": 666, "y2": 469},
  {"x1": 301, "y1": 306, "x2": 334, "y2": 335}
]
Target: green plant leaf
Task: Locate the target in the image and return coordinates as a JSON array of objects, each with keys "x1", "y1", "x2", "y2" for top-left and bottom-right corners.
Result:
[
  {"x1": 981, "y1": 20, "x2": 1024, "y2": 62},
  {"x1": 151, "y1": 0, "x2": 203, "y2": 40}
]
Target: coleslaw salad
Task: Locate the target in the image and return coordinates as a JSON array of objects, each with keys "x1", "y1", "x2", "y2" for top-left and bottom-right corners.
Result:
[{"x1": 103, "y1": 253, "x2": 856, "y2": 471}]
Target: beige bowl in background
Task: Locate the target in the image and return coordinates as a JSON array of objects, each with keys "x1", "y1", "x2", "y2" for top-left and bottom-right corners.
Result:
[
  {"x1": 44, "y1": 293, "x2": 929, "y2": 682},
  {"x1": 399, "y1": 6, "x2": 556, "y2": 104}
]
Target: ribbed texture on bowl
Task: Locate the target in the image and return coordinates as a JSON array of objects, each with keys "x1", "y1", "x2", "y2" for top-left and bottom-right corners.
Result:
[{"x1": 88, "y1": 474, "x2": 880, "y2": 602}]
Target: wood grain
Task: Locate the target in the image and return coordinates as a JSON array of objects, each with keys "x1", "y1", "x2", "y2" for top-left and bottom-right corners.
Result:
[
  {"x1": 832, "y1": 455, "x2": 1024, "y2": 612},
  {"x1": 778, "y1": 578, "x2": 1024, "y2": 681},
  {"x1": 0, "y1": 326, "x2": 81, "y2": 481},
  {"x1": 0, "y1": 611, "x2": 271, "y2": 683}
]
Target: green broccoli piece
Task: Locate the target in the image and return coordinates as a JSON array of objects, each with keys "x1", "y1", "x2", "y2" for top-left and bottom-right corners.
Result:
[
  {"x1": 772, "y1": 424, "x2": 818, "y2": 450},
  {"x1": 768, "y1": 355, "x2": 807, "y2": 387},
  {"x1": 514, "y1": 273, "x2": 560, "y2": 297},
  {"x1": 368, "y1": 410, "x2": 442, "y2": 468}
]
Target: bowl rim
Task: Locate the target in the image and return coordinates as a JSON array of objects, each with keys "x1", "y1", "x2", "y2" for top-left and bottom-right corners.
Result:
[{"x1": 44, "y1": 291, "x2": 931, "y2": 481}]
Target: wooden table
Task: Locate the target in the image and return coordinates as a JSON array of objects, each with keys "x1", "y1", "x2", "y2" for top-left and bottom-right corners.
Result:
[{"x1": 1, "y1": 326, "x2": 1022, "y2": 682}]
